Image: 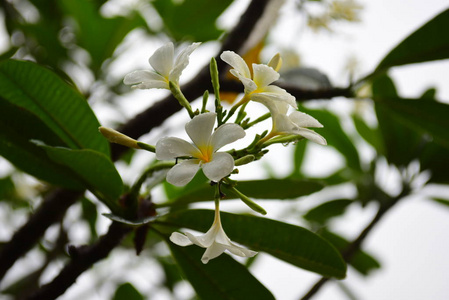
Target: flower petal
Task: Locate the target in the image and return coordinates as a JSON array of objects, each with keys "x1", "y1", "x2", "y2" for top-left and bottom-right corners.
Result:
[
  {"x1": 201, "y1": 243, "x2": 227, "y2": 264},
  {"x1": 210, "y1": 123, "x2": 246, "y2": 152},
  {"x1": 230, "y1": 70, "x2": 257, "y2": 92},
  {"x1": 289, "y1": 111, "x2": 323, "y2": 128},
  {"x1": 155, "y1": 137, "x2": 198, "y2": 160},
  {"x1": 252, "y1": 63, "x2": 279, "y2": 88},
  {"x1": 170, "y1": 232, "x2": 193, "y2": 246},
  {"x1": 149, "y1": 42, "x2": 174, "y2": 78},
  {"x1": 220, "y1": 51, "x2": 251, "y2": 80},
  {"x1": 185, "y1": 112, "x2": 216, "y2": 148},
  {"x1": 252, "y1": 85, "x2": 297, "y2": 109},
  {"x1": 294, "y1": 128, "x2": 327, "y2": 145},
  {"x1": 123, "y1": 70, "x2": 168, "y2": 89},
  {"x1": 202, "y1": 152, "x2": 234, "y2": 182},
  {"x1": 224, "y1": 242, "x2": 258, "y2": 258},
  {"x1": 166, "y1": 159, "x2": 200, "y2": 186},
  {"x1": 170, "y1": 42, "x2": 201, "y2": 84}
]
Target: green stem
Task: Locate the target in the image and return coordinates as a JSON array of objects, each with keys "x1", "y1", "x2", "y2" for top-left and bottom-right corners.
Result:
[
  {"x1": 223, "y1": 94, "x2": 250, "y2": 123},
  {"x1": 242, "y1": 113, "x2": 271, "y2": 129},
  {"x1": 169, "y1": 81, "x2": 195, "y2": 118}
]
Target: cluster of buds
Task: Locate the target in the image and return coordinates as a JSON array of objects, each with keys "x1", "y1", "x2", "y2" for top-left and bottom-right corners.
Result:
[{"x1": 100, "y1": 42, "x2": 326, "y2": 263}]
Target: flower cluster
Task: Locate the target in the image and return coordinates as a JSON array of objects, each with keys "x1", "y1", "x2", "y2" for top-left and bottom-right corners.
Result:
[{"x1": 101, "y1": 42, "x2": 326, "y2": 264}]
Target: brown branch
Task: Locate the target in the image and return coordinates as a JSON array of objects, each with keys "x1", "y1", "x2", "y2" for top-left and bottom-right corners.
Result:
[
  {"x1": 24, "y1": 222, "x2": 132, "y2": 300},
  {"x1": 0, "y1": 188, "x2": 82, "y2": 281}
]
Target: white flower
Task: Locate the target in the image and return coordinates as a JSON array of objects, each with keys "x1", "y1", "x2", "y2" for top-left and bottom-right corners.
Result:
[
  {"x1": 156, "y1": 112, "x2": 245, "y2": 186},
  {"x1": 260, "y1": 99, "x2": 327, "y2": 145},
  {"x1": 170, "y1": 208, "x2": 257, "y2": 264},
  {"x1": 220, "y1": 51, "x2": 297, "y2": 109},
  {"x1": 124, "y1": 42, "x2": 201, "y2": 90}
]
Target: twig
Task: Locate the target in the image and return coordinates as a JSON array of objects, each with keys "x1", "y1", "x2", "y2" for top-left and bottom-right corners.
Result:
[
  {"x1": 0, "y1": 188, "x2": 82, "y2": 281},
  {"x1": 24, "y1": 222, "x2": 132, "y2": 300}
]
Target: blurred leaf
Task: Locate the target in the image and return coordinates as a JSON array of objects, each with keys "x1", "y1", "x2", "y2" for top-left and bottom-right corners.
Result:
[
  {"x1": 319, "y1": 230, "x2": 381, "y2": 276},
  {"x1": 374, "y1": 8, "x2": 449, "y2": 75},
  {"x1": 157, "y1": 256, "x2": 183, "y2": 292},
  {"x1": 0, "y1": 59, "x2": 109, "y2": 156},
  {"x1": 431, "y1": 198, "x2": 449, "y2": 207},
  {"x1": 376, "y1": 97, "x2": 449, "y2": 150},
  {"x1": 300, "y1": 107, "x2": 362, "y2": 171},
  {"x1": 112, "y1": 282, "x2": 144, "y2": 300},
  {"x1": 352, "y1": 114, "x2": 384, "y2": 154},
  {"x1": 103, "y1": 213, "x2": 155, "y2": 226},
  {"x1": 161, "y1": 209, "x2": 347, "y2": 278},
  {"x1": 280, "y1": 67, "x2": 332, "y2": 91},
  {"x1": 164, "y1": 170, "x2": 209, "y2": 201},
  {"x1": 60, "y1": 0, "x2": 147, "y2": 74},
  {"x1": 373, "y1": 75, "x2": 424, "y2": 166},
  {"x1": 168, "y1": 179, "x2": 323, "y2": 206},
  {"x1": 304, "y1": 199, "x2": 353, "y2": 224},
  {"x1": 420, "y1": 87, "x2": 437, "y2": 101},
  {"x1": 419, "y1": 142, "x2": 449, "y2": 184},
  {"x1": 152, "y1": 0, "x2": 233, "y2": 42},
  {"x1": 168, "y1": 240, "x2": 275, "y2": 300},
  {"x1": 39, "y1": 145, "x2": 123, "y2": 211},
  {"x1": 0, "y1": 176, "x2": 15, "y2": 200}
]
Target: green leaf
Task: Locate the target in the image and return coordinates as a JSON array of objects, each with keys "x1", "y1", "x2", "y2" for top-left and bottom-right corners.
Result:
[
  {"x1": 112, "y1": 282, "x2": 144, "y2": 300},
  {"x1": 352, "y1": 114, "x2": 384, "y2": 154},
  {"x1": 0, "y1": 98, "x2": 84, "y2": 189},
  {"x1": 160, "y1": 209, "x2": 347, "y2": 279},
  {"x1": 373, "y1": 75, "x2": 424, "y2": 166},
  {"x1": 291, "y1": 139, "x2": 307, "y2": 178},
  {"x1": 419, "y1": 142, "x2": 449, "y2": 184},
  {"x1": 60, "y1": 0, "x2": 147, "y2": 74},
  {"x1": 300, "y1": 107, "x2": 361, "y2": 171},
  {"x1": 39, "y1": 145, "x2": 123, "y2": 211},
  {"x1": 431, "y1": 198, "x2": 449, "y2": 207},
  {"x1": 168, "y1": 179, "x2": 323, "y2": 206},
  {"x1": 168, "y1": 244, "x2": 274, "y2": 300},
  {"x1": 102, "y1": 213, "x2": 155, "y2": 226},
  {"x1": 0, "y1": 59, "x2": 109, "y2": 155},
  {"x1": 304, "y1": 199, "x2": 353, "y2": 224},
  {"x1": 319, "y1": 230, "x2": 381, "y2": 276},
  {"x1": 376, "y1": 97, "x2": 449, "y2": 150},
  {"x1": 375, "y1": 8, "x2": 449, "y2": 74},
  {"x1": 81, "y1": 197, "x2": 98, "y2": 240},
  {"x1": 152, "y1": 0, "x2": 233, "y2": 42}
]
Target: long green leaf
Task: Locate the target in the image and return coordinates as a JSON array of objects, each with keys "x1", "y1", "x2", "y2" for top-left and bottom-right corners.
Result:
[
  {"x1": 0, "y1": 98, "x2": 83, "y2": 188},
  {"x1": 300, "y1": 107, "x2": 361, "y2": 171},
  {"x1": 167, "y1": 179, "x2": 323, "y2": 206},
  {"x1": 376, "y1": 97, "x2": 449, "y2": 150},
  {"x1": 160, "y1": 209, "x2": 347, "y2": 279},
  {"x1": 168, "y1": 241, "x2": 275, "y2": 300},
  {"x1": 375, "y1": 8, "x2": 449, "y2": 74},
  {"x1": 39, "y1": 145, "x2": 123, "y2": 211},
  {"x1": 304, "y1": 199, "x2": 353, "y2": 225},
  {"x1": 319, "y1": 230, "x2": 381, "y2": 276},
  {"x1": 0, "y1": 59, "x2": 109, "y2": 155}
]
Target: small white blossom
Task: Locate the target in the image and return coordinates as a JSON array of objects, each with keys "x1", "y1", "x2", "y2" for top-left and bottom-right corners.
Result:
[
  {"x1": 260, "y1": 99, "x2": 327, "y2": 145},
  {"x1": 220, "y1": 51, "x2": 297, "y2": 109},
  {"x1": 170, "y1": 208, "x2": 257, "y2": 264},
  {"x1": 124, "y1": 42, "x2": 200, "y2": 90},
  {"x1": 156, "y1": 112, "x2": 245, "y2": 186}
]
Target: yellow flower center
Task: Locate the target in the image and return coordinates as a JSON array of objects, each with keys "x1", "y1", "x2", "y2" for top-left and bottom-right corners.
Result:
[{"x1": 195, "y1": 145, "x2": 214, "y2": 163}]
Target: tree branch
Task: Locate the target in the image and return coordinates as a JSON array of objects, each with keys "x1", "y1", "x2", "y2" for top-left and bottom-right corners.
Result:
[
  {"x1": 300, "y1": 188, "x2": 409, "y2": 300},
  {"x1": 0, "y1": 188, "x2": 82, "y2": 281},
  {"x1": 24, "y1": 222, "x2": 132, "y2": 300}
]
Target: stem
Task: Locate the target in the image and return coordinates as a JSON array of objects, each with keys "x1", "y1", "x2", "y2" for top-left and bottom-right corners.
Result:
[
  {"x1": 223, "y1": 94, "x2": 250, "y2": 123},
  {"x1": 242, "y1": 113, "x2": 271, "y2": 129}
]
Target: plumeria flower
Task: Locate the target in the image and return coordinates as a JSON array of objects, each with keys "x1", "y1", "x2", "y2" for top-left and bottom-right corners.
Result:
[
  {"x1": 259, "y1": 99, "x2": 327, "y2": 145},
  {"x1": 124, "y1": 42, "x2": 200, "y2": 90},
  {"x1": 170, "y1": 204, "x2": 257, "y2": 264},
  {"x1": 155, "y1": 112, "x2": 245, "y2": 186},
  {"x1": 220, "y1": 50, "x2": 297, "y2": 109}
]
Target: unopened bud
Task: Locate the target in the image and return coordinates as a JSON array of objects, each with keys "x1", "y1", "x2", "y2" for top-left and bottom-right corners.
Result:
[
  {"x1": 99, "y1": 126, "x2": 140, "y2": 149},
  {"x1": 234, "y1": 155, "x2": 255, "y2": 166},
  {"x1": 268, "y1": 53, "x2": 282, "y2": 72}
]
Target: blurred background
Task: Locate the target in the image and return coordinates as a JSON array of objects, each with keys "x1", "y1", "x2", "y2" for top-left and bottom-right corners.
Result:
[{"x1": 0, "y1": 0, "x2": 448, "y2": 299}]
